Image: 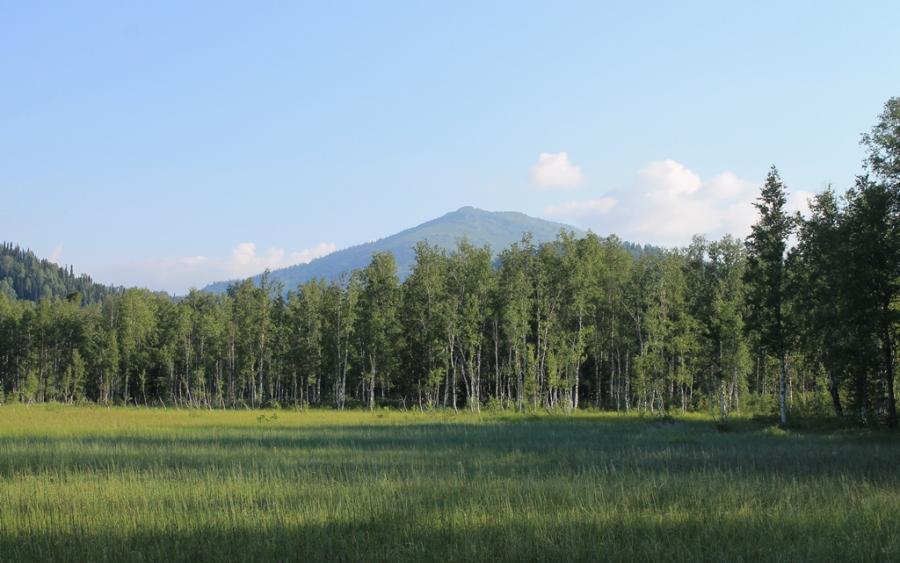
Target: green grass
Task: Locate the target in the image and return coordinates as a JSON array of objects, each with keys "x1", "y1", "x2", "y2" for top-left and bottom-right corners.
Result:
[{"x1": 1, "y1": 406, "x2": 898, "y2": 562}]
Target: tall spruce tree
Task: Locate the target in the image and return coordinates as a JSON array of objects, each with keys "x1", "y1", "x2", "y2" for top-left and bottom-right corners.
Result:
[{"x1": 745, "y1": 167, "x2": 793, "y2": 426}]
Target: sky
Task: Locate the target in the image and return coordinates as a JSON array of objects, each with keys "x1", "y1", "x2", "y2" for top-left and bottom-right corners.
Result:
[{"x1": 2, "y1": 1, "x2": 899, "y2": 294}]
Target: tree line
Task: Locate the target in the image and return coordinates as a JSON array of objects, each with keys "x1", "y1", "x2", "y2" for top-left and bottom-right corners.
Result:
[{"x1": 0, "y1": 98, "x2": 897, "y2": 426}]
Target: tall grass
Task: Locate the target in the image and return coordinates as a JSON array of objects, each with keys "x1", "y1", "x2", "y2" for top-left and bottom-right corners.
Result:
[{"x1": 1, "y1": 405, "x2": 898, "y2": 561}]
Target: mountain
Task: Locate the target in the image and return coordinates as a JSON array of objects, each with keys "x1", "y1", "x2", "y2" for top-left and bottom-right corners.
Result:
[
  {"x1": 202, "y1": 207, "x2": 653, "y2": 294},
  {"x1": 0, "y1": 242, "x2": 119, "y2": 303}
]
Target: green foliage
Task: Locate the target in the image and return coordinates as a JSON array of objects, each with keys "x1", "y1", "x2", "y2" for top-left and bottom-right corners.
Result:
[
  {"x1": 745, "y1": 167, "x2": 793, "y2": 426},
  {"x1": 357, "y1": 252, "x2": 401, "y2": 410},
  {"x1": 861, "y1": 96, "x2": 900, "y2": 183},
  {"x1": 0, "y1": 227, "x2": 892, "y2": 422},
  {"x1": 21, "y1": 368, "x2": 39, "y2": 402},
  {"x1": 0, "y1": 242, "x2": 118, "y2": 303},
  {"x1": 763, "y1": 425, "x2": 789, "y2": 438}
]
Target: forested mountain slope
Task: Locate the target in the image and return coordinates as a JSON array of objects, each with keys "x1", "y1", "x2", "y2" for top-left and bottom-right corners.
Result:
[
  {"x1": 202, "y1": 207, "x2": 658, "y2": 293},
  {"x1": 0, "y1": 243, "x2": 117, "y2": 304}
]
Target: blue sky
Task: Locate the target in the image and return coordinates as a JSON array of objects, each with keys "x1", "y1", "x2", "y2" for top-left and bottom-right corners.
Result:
[{"x1": 2, "y1": 1, "x2": 898, "y2": 293}]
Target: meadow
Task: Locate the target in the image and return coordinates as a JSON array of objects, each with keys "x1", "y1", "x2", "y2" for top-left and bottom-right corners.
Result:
[{"x1": 1, "y1": 406, "x2": 898, "y2": 562}]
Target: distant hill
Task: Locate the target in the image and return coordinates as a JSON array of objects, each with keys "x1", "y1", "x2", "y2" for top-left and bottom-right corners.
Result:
[
  {"x1": 0, "y1": 242, "x2": 118, "y2": 303},
  {"x1": 202, "y1": 207, "x2": 657, "y2": 294}
]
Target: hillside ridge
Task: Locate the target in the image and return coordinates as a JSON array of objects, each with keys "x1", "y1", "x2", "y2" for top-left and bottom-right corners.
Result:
[{"x1": 201, "y1": 206, "x2": 594, "y2": 293}]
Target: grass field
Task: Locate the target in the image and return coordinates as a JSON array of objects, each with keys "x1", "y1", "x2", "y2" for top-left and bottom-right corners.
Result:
[{"x1": 1, "y1": 406, "x2": 898, "y2": 562}]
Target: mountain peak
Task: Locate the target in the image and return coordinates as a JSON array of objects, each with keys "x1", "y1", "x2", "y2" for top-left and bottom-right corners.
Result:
[
  {"x1": 451, "y1": 205, "x2": 493, "y2": 216},
  {"x1": 452, "y1": 206, "x2": 523, "y2": 217},
  {"x1": 201, "y1": 208, "x2": 584, "y2": 293}
]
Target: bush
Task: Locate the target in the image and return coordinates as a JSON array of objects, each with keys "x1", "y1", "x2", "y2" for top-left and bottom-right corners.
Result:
[{"x1": 485, "y1": 396, "x2": 503, "y2": 412}]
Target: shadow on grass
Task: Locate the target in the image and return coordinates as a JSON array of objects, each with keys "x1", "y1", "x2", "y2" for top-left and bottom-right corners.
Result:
[
  {"x1": 1, "y1": 417, "x2": 898, "y2": 481},
  {"x1": 2, "y1": 509, "x2": 897, "y2": 563}
]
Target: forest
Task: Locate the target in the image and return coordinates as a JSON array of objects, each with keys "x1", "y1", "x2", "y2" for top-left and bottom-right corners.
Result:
[
  {"x1": 1, "y1": 98, "x2": 898, "y2": 428},
  {"x1": 0, "y1": 242, "x2": 117, "y2": 304}
]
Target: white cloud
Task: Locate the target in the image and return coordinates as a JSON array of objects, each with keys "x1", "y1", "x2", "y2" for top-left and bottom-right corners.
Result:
[
  {"x1": 638, "y1": 159, "x2": 702, "y2": 198},
  {"x1": 530, "y1": 152, "x2": 584, "y2": 189},
  {"x1": 706, "y1": 171, "x2": 757, "y2": 199},
  {"x1": 545, "y1": 159, "x2": 820, "y2": 246},
  {"x1": 49, "y1": 244, "x2": 63, "y2": 263},
  {"x1": 227, "y1": 241, "x2": 338, "y2": 278},
  {"x1": 231, "y1": 242, "x2": 260, "y2": 269},
  {"x1": 544, "y1": 198, "x2": 618, "y2": 220},
  {"x1": 289, "y1": 242, "x2": 338, "y2": 265},
  {"x1": 788, "y1": 190, "x2": 815, "y2": 218},
  {"x1": 94, "y1": 241, "x2": 337, "y2": 294},
  {"x1": 625, "y1": 160, "x2": 758, "y2": 243}
]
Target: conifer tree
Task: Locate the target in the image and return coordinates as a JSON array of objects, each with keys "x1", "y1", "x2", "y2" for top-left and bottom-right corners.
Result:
[{"x1": 745, "y1": 167, "x2": 793, "y2": 426}]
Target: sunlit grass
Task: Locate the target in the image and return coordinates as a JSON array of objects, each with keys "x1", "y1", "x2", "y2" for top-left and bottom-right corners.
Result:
[{"x1": 1, "y1": 405, "x2": 898, "y2": 561}]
